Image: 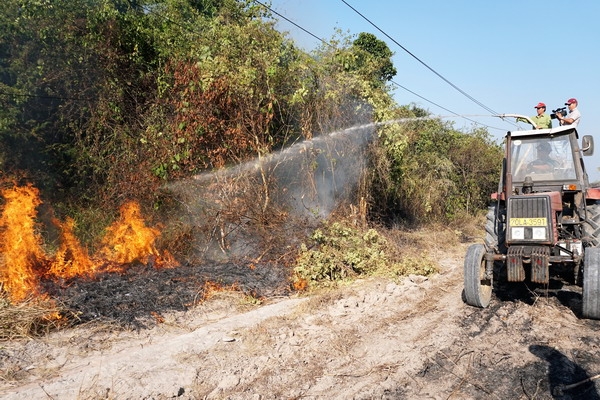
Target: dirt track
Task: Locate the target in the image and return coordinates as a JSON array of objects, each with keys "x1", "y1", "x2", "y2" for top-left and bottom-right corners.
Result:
[{"x1": 2, "y1": 242, "x2": 600, "y2": 399}]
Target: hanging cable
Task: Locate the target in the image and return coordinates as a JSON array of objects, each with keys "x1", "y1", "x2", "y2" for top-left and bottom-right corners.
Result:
[
  {"x1": 256, "y1": 0, "x2": 510, "y2": 131},
  {"x1": 390, "y1": 80, "x2": 507, "y2": 131},
  {"x1": 339, "y1": 0, "x2": 503, "y2": 119},
  {"x1": 253, "y1": 0, "x2": 327, "y2": 46}
]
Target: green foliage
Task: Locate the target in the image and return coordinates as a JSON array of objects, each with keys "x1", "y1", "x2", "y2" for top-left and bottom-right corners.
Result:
[
  {"x1": 351, "y1": 32, "x2": 397, "y2": 86},
  {"x1": 294, "y1": 222, "x2": 389, "y2": 286},
  {"x1": 368, "y1": 117, "x2": 503, "y2": 224},
  {"x1": 293, "y1": 221, "x2": 438, "y2": 289}
]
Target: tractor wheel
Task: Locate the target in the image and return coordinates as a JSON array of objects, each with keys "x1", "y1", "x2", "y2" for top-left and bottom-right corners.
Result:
[
  {"x1": 583, "y1": 202, "x2": 600, "y2": 247},
  {"x1": 582, "y1": 247, "x2": 600, "y2": 319},
  {"x1": 484, "y1": 203, "x2": 506, "y2": 253},
  {"x1": 463, "y1": 243, "x2": 492, "y2": 308}
]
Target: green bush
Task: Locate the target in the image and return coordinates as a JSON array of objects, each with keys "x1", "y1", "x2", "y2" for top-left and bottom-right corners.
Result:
[{"x1": 293, "y1": 221, "x2": 438, "y2": 290}]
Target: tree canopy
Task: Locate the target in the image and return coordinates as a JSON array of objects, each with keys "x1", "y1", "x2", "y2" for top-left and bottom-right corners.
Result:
[{"x1": 0, "y1": 0, "x2": 501, "y2": 225}]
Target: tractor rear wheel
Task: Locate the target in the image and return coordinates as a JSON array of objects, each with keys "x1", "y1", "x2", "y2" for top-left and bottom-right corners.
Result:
[
  {"x1": 583, "y1": 202, "x2": 600, "y2": 247},
  {"x1": 463, "y1": 243, "x2": 492, "y2": 308},
  {"x1": 484, "y1": 204, "x2": 505, "y2": 253},
  {"x1": 582, "y1": 247, "x2": 600, "y2": 319}
]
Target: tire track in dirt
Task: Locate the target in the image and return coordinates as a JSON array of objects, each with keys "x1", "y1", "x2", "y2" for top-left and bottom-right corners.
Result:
[{"x1": 1, "y1": 298, "x2": 309, "y2": 399}]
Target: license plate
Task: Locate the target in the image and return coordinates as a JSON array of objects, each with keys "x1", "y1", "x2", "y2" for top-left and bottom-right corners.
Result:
[{"x1": 510, "y1": 217, "x2": 547, "y2": 227}]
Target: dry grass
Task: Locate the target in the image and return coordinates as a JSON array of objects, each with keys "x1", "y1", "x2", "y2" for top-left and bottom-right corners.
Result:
[{"x1": 0, "y1": 295, "x2": 69, "y2": 340}]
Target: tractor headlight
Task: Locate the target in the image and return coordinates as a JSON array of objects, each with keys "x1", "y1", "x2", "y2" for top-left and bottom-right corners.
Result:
[
  {"x1": 512, "y1": 227, "x2": 525, "y2": 240},
  {"x1": 510, "y1": 227, "x2": 548, "y2": 240},
  {"x1": 532, "y1": 227, "x2": 547, "y2": 240}
]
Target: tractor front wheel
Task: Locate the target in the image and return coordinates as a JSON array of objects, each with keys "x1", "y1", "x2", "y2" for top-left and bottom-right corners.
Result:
[
  {"x1": 582, "y1": 247, "x2": 600, "y2": 319},
  {"x1": 463, "y1": 243, "x2": 492, "y2": 308}
]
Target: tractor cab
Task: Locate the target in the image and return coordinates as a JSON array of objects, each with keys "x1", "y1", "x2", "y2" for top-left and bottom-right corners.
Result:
[{"x1": 506, "y1": 125, "x2": 593, "y2": 195}]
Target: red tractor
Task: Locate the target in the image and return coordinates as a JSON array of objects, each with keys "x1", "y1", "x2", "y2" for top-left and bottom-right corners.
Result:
[{"x1": 463, "y1": 116, "x2": 600, "y2": 318}]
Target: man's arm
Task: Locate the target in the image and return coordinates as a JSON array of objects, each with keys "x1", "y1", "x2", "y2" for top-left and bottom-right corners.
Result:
[{"x1": 558, "y1": 115, "x2": 575, "y2": 125}]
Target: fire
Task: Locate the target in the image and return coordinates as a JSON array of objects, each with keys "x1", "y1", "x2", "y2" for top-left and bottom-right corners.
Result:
[
  {"x1": 99, "y1": 201, "x2": 161, "y2": 265},
  {"x1": 49, "y1": 217, "x2": 98, "y2": 279},
  {"x1": 0, "y1": 185, "x2": 179, "y2": 303},
  {"x1": 292, "y1": 276, "x2": 308, "y2": 291},
  {"x1": 0, "y1": 185, "x2": 46, "y2": 302}
]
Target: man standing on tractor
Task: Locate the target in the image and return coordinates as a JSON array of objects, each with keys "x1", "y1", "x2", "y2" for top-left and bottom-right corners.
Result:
[
  {"x1": 517, "y1": 102, "x2": 552, "y2": 129},
  {"x1": 557, "y1": 98, "x2": 581, "y2": 127}
]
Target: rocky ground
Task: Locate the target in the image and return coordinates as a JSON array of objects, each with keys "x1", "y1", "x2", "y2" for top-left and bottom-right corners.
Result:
[{"x1": 1, "y1": 241, "x2": 600, "y2": 399}]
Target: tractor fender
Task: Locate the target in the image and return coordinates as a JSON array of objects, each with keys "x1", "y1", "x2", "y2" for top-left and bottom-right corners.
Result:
[{"x1": 587, "y1": 187, "x2": 600, "y2": 200}]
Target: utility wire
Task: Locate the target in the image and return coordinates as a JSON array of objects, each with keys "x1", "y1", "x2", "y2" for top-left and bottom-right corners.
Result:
[
  {"x1": 256, "y1": 0, "x2": 509, "y2": 131},
  {"x1": 253, "y1": 0, "x2": 326, "y2": 46},
  {"x1": 339, "y1": 0, "x2": 504, "y2": 119},
  {"x1": 390, "y1": 80, "x2": 507, "y2": 131}
]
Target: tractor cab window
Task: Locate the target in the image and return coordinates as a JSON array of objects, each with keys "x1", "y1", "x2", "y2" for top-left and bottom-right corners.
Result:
[{"x1": 511, "y1": 135, "x2": 576, "y2": 182}]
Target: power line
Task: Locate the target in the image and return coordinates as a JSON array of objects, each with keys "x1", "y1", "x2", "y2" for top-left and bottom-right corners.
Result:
[
  {"x1": 253, "y1": 0, "x2": 327, "y2": 46},
  {"x1": 339, "y1": 0, "x2": 502, "y2": 118},
  {"x1": 390, "y1": 80, "x2": 507, "y2": 131},
  {"x1": 257, "y1": 0, "x2": 509, "y2": 131}
]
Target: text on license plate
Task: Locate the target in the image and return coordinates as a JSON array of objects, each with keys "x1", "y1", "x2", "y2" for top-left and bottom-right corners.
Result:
[{"x1": 510, "y1": 217, "x2": 547, "y2": 227}]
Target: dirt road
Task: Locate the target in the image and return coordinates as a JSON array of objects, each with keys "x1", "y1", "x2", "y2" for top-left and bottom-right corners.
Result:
[{"x1": 2, "y1": 242, "x2": 600, "y2": 399}]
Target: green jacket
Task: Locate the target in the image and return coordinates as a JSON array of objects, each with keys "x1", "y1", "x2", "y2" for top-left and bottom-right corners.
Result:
[{"x1": 517, "y1": 114, "x2": 552, "y2": 129}]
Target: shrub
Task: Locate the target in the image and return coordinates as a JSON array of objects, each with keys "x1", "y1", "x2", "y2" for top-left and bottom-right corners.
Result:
[{"x1": 292, "y1": 220, "x2": 438, "y2": 290}]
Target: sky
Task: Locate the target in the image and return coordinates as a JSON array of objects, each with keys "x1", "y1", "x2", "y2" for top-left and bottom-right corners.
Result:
[{"x1": 266, "y1": 0, "x2": 600, "y2": 181}]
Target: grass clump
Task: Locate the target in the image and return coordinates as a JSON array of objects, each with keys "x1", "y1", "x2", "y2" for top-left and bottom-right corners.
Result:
[
  {"x1": 292, "y1": 221, "x2": 438, "y2": 291},
  {"x1": 0, "y1": 295, "x2": 69, "y2": 340}
]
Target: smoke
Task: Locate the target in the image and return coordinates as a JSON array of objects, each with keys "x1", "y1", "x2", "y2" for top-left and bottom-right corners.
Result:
[
  {"x1": 271, "y1": 122, "x2": 376, "y2": 217},
  {"x1": 165, "y1": 122, "x2": 378, "y2": 261}
]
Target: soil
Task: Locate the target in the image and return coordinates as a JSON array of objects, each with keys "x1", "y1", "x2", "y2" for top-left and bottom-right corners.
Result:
[{"x1": 2, "y1": 241, "x2": 600, "y2": 400}]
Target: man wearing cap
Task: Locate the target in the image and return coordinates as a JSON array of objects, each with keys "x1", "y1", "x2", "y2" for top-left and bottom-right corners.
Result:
[
  {"x1": 557, "y1": 98, "x2": 581, "y2": 127},
  {"x1": 517, "y1": 102, "x2": 552, "y2": 129}
]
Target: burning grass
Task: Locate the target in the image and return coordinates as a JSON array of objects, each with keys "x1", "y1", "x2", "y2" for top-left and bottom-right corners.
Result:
[
  {"x1": 0, "y1": 182, "x2": 294, "y2": 337},
  {"x1": 0, "y1": 183, "x2": 191, "y2": 334},
  {"x1": 0, "y1": 185, "x2": 179, "y2": 302}
]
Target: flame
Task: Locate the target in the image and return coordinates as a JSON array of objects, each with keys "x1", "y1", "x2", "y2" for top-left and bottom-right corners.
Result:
[
  {"x1": 0, "y1": 185, "x2": 179, "y2": 303},
  {"x1": 98, "y1": 201, "x2": 161, "y2": 265},
  {"x1": 48, "y1": 217, "x2": 98, "y2": 279},
  {"x1": 155, "y1": 249, "x2": 179, "y2": 269},
  {"x1": 200, "y1": 281, "x2": 240, "y2": 301},
  {"x1": 0, "y1": 185, "x2": 46, "y2": 302},
  {"x1": 292, "y1": 276, "x2": 308, "y2": 291}
]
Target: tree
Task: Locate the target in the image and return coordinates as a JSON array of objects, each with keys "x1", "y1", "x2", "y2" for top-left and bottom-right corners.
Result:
[
  {"x1": 367, "y1": 115, "x2": 503, "y2": 224},
  {"x1": 351, "y1": 32, "x2": 397, "y2": 87}
]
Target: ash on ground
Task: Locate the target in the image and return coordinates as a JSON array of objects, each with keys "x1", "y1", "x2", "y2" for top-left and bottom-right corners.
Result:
[{"x1": 41, "y1": 261, "x2": 291, "y2": 329}]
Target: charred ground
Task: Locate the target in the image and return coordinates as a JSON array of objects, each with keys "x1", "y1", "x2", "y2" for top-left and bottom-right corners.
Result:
[{"x1": 40, "y1": 260, "x2": 291, "y2": 329}]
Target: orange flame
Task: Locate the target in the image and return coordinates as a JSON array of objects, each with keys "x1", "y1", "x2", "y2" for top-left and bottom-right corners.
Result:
[
  {"x1": 292, "y1": 276, "x2": 308, "y2": 291},
  {"x1": 0, "y1": 185, "x2": 46, "y2": 302},
  {"x1": 98, "y1": 201, "x2": 161, "y2": 265},
  {"x1": 1, "y1": 185, "x2": 179, "y2": 303},
  {"x1": 48, "y1": 217, "x2": 98, "y2": 279}
]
